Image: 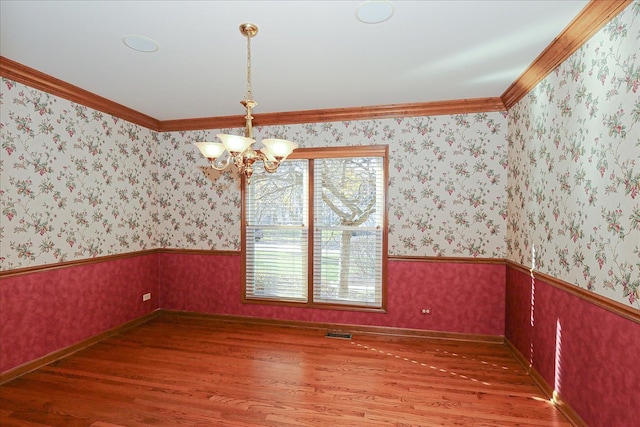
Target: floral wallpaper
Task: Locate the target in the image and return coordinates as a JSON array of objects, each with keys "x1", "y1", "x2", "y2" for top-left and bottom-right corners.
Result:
[
  {"x1": 506, "y1": 1, "x2": 640, "y2": 308},
  {"x1": 158, "y1": 115, "x2": 508, "y2": 257},
  {"x1": 155, "y1": 130, "x2": 242, "y2": 250},
  {"x1": 0, "y1": 80, "x2": 158, "y2": 269},
  {"x1": 1, "y1": 79, "x2": 507, "y2": 268}
]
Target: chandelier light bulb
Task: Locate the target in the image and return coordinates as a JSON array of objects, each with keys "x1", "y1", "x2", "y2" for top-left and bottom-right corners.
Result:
[
  {"x1": 217, "y1": 134, "x2": 255, "y2": 154},
  {"x1": 262, "y1": 139, "x2": 298, "y2": 159},
  {"x1": 194, "y1": 142, "x2": 226, "y2": 159}
]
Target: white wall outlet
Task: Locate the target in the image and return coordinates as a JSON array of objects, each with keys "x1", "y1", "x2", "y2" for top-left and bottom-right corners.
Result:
[
  {"x1": 142, "y1": 292, "x2": 151, "y2": 302},
  {"x1": 421, "y1": 308, "x2": 431, "y2": 314}
]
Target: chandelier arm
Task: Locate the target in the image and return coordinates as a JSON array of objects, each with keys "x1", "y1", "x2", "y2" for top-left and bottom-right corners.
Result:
[
  {"x1": 263, "y1": 161, "x2": 281, "y2": 173},
  {"x1": 209, "y1": 155, "x2": 233, "y2": 171},
  {"x1": 235, "y1": 154, "x2": 250, "y2": 173},
  {"x1": 257, "y1": 152, "x2": 281, "y2": 173}
]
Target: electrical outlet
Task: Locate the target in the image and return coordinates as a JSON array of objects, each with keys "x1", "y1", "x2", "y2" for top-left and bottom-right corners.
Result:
[
  {"x1": 142, "y1": 292, "x2": 151, "y2": 302},
  {"x1": 421, "y1": 308, "x2": 431, "y2": 314}
]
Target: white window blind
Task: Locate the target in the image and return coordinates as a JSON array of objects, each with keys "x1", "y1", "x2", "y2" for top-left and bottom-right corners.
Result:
[
  {"x1": 245, "y1": 160, "x2": 309, "y2": 302},
  {"x1": 313, "y1": 157, "x2": 384, "y2": 307},
  {"x1": 244, "y1": 145, "x2": 387, "y2": 310}
]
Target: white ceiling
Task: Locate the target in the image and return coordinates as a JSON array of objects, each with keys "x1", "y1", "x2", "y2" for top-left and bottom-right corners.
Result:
[{"x1": 0, "y1": 0, "x2": 589, "y2": 121}]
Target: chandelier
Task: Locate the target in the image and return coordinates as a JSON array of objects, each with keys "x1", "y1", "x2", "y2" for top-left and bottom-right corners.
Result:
[{"x1": 194, "y1": 23, "x2": 298, "y2": 182}]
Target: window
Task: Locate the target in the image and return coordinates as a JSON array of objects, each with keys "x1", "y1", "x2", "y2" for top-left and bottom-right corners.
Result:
[{"x1": 243, "y1": 145, "x2": 388, "y2": 310}]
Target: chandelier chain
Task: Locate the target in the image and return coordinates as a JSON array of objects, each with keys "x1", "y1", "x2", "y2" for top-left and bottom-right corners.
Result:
[{"x1": 246, "y1": 34, "x2": 253, "y2": 101}]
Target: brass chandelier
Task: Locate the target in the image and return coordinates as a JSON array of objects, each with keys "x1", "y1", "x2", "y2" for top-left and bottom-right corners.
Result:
[{"x1": 194, "y1": 23, "x2": 297, "y2": 182}]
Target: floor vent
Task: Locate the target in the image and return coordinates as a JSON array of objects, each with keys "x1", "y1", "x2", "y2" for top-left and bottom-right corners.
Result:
[{"x1": 325, "y1": 330, "x2": 352, "y2": 340}]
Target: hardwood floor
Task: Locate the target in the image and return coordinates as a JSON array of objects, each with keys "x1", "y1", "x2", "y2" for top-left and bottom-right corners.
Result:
[{"x1": 0, "y1": 315, "x2": 572, "y2": 426}]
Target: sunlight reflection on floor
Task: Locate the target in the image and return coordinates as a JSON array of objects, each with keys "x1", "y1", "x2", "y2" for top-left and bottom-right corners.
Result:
[{"x1": 351, "y1": 341, "x2": 493, "y2": 386}]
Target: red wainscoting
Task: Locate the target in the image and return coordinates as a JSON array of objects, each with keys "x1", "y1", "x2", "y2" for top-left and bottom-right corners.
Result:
[
  {"x1": 158, "y1": 252, "x2": 506, "y2": 336},
  {"x1": 505, "y1": 266, "x2": 640, "y2": 427},
  {"x1": 0, "y1": 254, "x2": 159, "y2": 373},
  {"x1": 1, "y1": 252, "x2": 506, "y2": 375}
]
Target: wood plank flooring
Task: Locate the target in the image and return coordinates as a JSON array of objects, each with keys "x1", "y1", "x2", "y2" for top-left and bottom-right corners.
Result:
[{"x1": 0, "y1": 315, "x2": 572, "y2": 426}]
